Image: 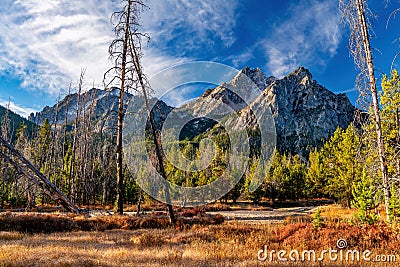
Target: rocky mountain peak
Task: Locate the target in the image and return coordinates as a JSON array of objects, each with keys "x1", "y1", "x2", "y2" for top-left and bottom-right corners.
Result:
[
  {"x1": 202, "y1": 67, "x2": 276, "y2": 99},
  {"x1": 234, "y1": 67, "x2": 276, "y2": 90},
  {"x1": 292, "y1": 66, "x2": 313, "y2": 78},
  {"x1": 288, "y1": 66, "x2": 313, "y2": 86},
  {"x1": 242, "y1": 66, "x2": 355, "y2": 156}
]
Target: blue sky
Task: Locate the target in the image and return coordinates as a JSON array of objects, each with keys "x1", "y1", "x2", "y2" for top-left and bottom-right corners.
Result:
[{"x1": 0, "y1": 0, "x2": 399, "y2": 117}]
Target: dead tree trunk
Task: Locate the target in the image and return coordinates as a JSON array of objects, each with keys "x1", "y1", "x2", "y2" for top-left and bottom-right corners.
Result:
[
  {"x1": 341, "y1": 0, "x2": 391, "y2": 221},
  {"x1": 105, "y1": 0, "x2": 176, "y2": 222},
  {"x1": 355, "y1": 0, "x2": 390, "y2": 221},
  {"x1": 113, "y1": 0, "x2": 132, "y2": 215},
  {"x1": 69, "y1": 70, "x2": 85, "y2": 202},
  {"x1": 130, "y1": 40, "x2": 176, "y2": 224},
  {"x1": 0, "y1": 135, "x2": 80, "y2": 213}
]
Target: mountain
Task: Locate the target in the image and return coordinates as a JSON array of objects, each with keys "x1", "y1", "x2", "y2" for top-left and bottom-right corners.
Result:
[
  {"x1": 0, "y1": 105, "x2": 37, "y2": 140},
  {"x1": 29, "y1": 88, "x2": 123, "y2": 130},
  {"x1": 32, "y1": 88, "x2": 129, "y2": 127},
  {"x1": 241, "y1": 67, "x2": 354, "y2": 155},
  {"x1": 29, "y1": 66, "x2": 355, "y2": 156},
  {"x1": 29, "y1": 87, "x2": 173, "y2": 133},
  {"x1": 176, "y1": 66, "x2": 354, "y2": 156}
]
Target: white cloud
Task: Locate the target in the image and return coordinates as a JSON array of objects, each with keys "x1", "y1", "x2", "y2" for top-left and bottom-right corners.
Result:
[
  {"x1": 227, "y1": 47, "x2": 256, "y2": 69},
  {"x1": 337, "y1": 87, "x2": 357, "y2": 94},
  {"x1": 147, "y1": 61, "x2": 237, "y2": 102},
  {"x1": 0, "y1": 98, "x2": 38, "y2": 118},
  {"x1": 0, "y1": 0, "x2": 238, "y2": 98},
  {"x1": 0, "y1": 0, "x2": 117, "y2": 94},
  {"x1": 262, "y1": 0, "x2": 342, "y2": 77},
  {"x1": 143, "y1": 0, "x2": 239, "y2": 53}
]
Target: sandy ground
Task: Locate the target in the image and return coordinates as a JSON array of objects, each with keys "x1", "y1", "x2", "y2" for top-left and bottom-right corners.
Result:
[
  {"x1": 207, "y1": 206, "x2": 318, "y2": 223},
  {"x1": 79, "y1": 206, "x2": 319, "y2": 224}
]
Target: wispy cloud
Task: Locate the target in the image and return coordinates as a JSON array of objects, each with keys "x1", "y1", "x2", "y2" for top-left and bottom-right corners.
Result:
[
  {"x1": 262, "y1": 0, "x2": 342, "y2": 77},
  {"x1": 227, "y1": 47, "x2": 256, "y2": 69},
  {"x1": 143, "y1": 0, "x2": 239, "y2": 55},
  {"x1": 0, "y1": 0, "x2": 238, "y2": 97},
  {"x1": 0, "y1": 0, "x2": 117, "y2": 94},
  {"x1": 337, "y1": 87, "x2": 358, "y2": 94},
  {"x1": 0, "y1": 98, "x2": 38, "y2": 118}
]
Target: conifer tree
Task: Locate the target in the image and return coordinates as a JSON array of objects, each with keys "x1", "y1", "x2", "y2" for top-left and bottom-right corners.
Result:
[
  {"x1": 0, "y1": 106, "x2": 11, "y2": 208},
  {"x1": 36, "y1": 119, "x2": 52, "y2": 173},
  {"x1": 324, "y1": 125, "x2": 362, "y2": 207},
  {"x1": 352, "y1": 170, "x2": 379, "y2": 224},
  {"x1": 381, "y1": 70, "x2": 400, "y2": 183},
  {"x1": 246, "y1": 160, "x2": 264, "y2": 203},
  {"x1": 388, "y1": 185, "x2": 400, "y2": 222},
  {"x1": 306, "y1": 148, "x2": 327, "y2": 198},
  {"x1": 284, "y1": 154, "x2": 306, "y2": 200},
  {"x1": 15, "y1": 122, "x2": 36, "y2": 208},
  {"x1": 312, "y1": 207, "x2": 324, "y2": 228}
]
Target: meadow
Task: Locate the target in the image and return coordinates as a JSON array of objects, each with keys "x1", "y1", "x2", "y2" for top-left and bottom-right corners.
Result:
[{"x1": 0, "y1": 205, "x2": 399, "y2": 266}]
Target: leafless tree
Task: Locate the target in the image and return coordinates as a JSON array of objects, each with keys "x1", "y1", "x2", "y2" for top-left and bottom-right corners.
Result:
[
  {"x1": 0, "y1": 102, "x2": 11, "y2": 208},
  {"x1": 69, "y1": 69, "x2": 85, "y2": 202},
  {"x1": 340, "y1": 0, "x2": 390, "y2": 220},
  {"x1": 105, "y1": 0, "x2": 175, "y2": 222}
]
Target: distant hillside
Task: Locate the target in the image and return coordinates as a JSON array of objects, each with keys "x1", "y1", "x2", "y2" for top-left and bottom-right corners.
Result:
[{"x1": 0, "y1": 105, "x2": 37, "y2": 140}]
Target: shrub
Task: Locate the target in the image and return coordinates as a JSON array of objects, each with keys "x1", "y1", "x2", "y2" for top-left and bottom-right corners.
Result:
[{"x1": 312, "y1": 207, "x2": 324, "y2": 228}]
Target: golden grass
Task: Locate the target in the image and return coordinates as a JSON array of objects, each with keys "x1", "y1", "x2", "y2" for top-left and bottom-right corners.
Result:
[
  {"x1": 0, "y1": 231, "x2": 25, "y2": 241},
  {"x1": 0, "y1": 219, "x2": 399, "y2": 267},
  {"x1": 0, "y1": 205, "x2": 399, "y2": 266},
  {"x1": 319, "y1": 204, "x2": 391, "y2": 225},
  {"x1": 319, "y1": 204, "x2": 355, "y2": 222}
]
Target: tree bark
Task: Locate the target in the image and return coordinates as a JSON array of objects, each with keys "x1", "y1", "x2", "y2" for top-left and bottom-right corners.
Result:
[
  {"x1": 115, "y1": 0, "x2": 132, "y2": 215},
  {"x1": 356, "y1": 0, "x2": 390, "y2": 221},
  {"x1": 130, "y1": 39, "x2": 176, "y2": 224},
  {"x1": 70, "y1": 72, "x2": 84, "y2": 202}
]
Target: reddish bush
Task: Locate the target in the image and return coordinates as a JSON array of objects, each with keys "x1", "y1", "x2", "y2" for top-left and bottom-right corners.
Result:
[{"x1": 0, "y1": 212, "x2": 224, "y2": 233}]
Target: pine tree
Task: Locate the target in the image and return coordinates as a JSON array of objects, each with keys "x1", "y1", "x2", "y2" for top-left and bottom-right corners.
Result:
[
  {"x1": 36, "y1": 119, "x2": 52, "y2": 173},
  {"x1": 284, "y1": 155, "x2": 306, "y2": 200},
  {"x1": 351, "y1": 170, "x2": 379, "y2": 224},
  {"x1": 246, "y1": 160, "x2": 264, "y2": 203},
  {"x1": 381, "y1": 70, "x2": 400, "y2": 198},
  {"x1": 388, "y1": 185, "x2": 400, "y2": 222},
  {"x1": 15, "y1": 122, "x2": 36, "y2": 208},
  {"x1": 306, "y1": 148, "x2": 327, "y2": 198},
  {"x1": 264, "y1": 149, "x2": 284, "y2": 202},
  {"x1": 324, "y1": 125, "x2": 362, "y2": 207},
  {"x1": 312, "y1": 207, "x2": 324, "y2": 229}
]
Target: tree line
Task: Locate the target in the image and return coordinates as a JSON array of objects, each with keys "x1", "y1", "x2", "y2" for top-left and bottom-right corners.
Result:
[{"x1": 1, "y1": 0, "x2": 400, "y2": 225}]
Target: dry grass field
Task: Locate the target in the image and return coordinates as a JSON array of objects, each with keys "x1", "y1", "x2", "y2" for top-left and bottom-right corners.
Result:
[{"x1": 0, "y1": 205, "x2": 399, "y2": 266}]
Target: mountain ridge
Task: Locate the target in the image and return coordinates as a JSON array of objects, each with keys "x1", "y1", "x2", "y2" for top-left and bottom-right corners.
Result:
[
  {"x1": 0, "y1": 105, "x2": 36, "y2": 140},
  {"x1": 29, "y1": 66, "x2": 355, "y2": 156}
]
